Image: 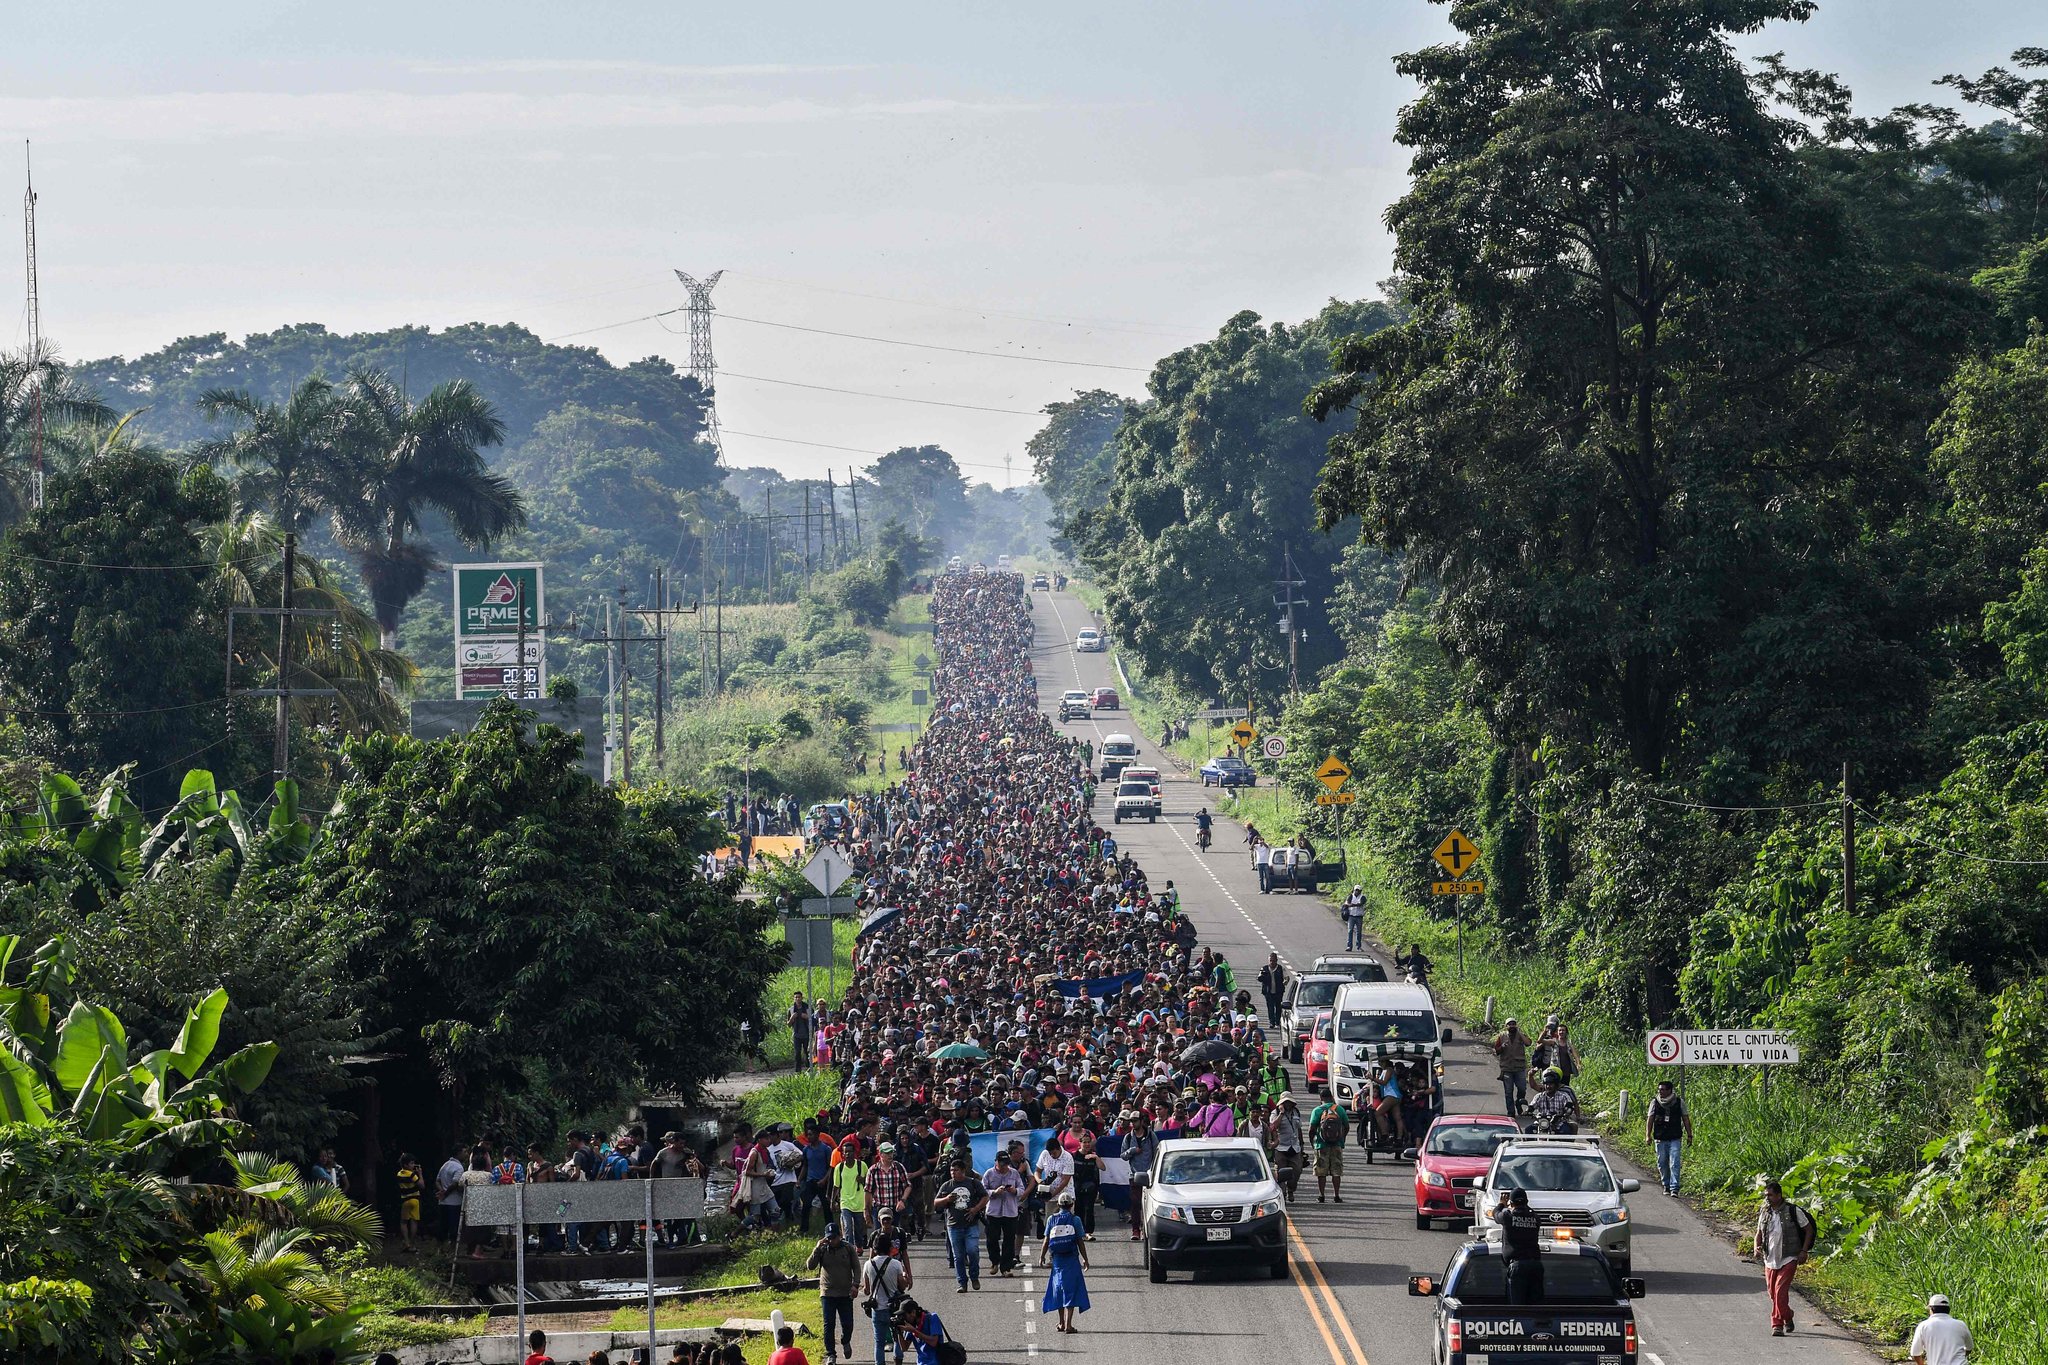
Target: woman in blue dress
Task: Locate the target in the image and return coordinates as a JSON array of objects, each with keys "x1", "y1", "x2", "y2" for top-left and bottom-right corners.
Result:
[{"x1": 1039, "y1": 1190, "x2": 1092, "y2": 1333}]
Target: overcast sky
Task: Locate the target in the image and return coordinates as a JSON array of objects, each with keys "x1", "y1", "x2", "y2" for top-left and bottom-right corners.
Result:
[{"x1": 4, "y1": 1, "x2": 2040, "y2": 482}]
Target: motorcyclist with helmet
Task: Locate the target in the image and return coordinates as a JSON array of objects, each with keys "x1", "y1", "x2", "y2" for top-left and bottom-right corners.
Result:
[{"x1": 1526, "y1": 1067, "x2": 1582, "y2": 1134}]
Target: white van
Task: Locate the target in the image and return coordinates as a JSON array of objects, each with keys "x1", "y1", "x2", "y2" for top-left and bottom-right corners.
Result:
[
  {"x1": 1099, "y1": 733, "x2": 1138, "y2": 782},
  {"x1": 1328, "y1": 982, "x2": 1451, "y2": 1105}
]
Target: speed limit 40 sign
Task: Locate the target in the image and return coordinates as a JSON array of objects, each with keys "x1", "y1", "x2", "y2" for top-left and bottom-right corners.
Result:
[{"x1": 1261, "y1": 735, "x2": 1288, "y2": 759}]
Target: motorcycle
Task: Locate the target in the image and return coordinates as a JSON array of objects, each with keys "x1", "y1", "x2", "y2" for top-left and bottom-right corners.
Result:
[{"x1": 1197, "y1": 824, "x2": 1212, "y2": 852}]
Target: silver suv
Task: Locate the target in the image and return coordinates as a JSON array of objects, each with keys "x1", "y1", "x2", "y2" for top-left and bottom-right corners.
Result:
[{"x1": 1469, "y1": 1135, "x2": 1638, "y2": 1275}]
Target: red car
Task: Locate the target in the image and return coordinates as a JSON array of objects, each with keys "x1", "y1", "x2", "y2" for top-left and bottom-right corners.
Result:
[
  {"x1": 1411, "y1": 1113, "x2": 1520, "y2": 1230},
  {"x1": 1304, "y1": 1010, "x2": 1334, "y2": 1088},
  {"x1": 1093, "y1": 686, "x2": 1120, "y2": 709}
]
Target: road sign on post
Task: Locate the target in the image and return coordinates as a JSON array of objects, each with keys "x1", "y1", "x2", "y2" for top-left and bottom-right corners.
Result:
[
  {"x1": 1231, "y1": 720, "x2": 1259, "y2": 748},
  {"x1": 1261, "y1": 735, "x2": 1288, "y2": 760},
  {"x1": 804, "y1": 847, "x2": 854, "y2": 897},
  {"x1": 1432, "y1": 830, "x2": 1481, "y2": 878},
  {"x1": 1645, "y1": 1029, "x2": 1800, "y2": 1066},
  {"x1": 453, "y1": 562, "x2": 547, "y2": 700},
  {"x1": 1315, "y1": 755, "x2": 1351, "y2": 793}
]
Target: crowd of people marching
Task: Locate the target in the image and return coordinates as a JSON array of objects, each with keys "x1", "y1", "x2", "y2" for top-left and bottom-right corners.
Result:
[{"x1": 708, "y1": 569, "x2": 1337, "y2": 1364}]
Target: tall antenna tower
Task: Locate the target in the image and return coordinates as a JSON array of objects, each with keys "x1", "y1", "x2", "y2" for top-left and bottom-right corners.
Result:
[
  {"x1": 22, "y1": 142, "x2": 44, "y2": 511},
  {"x1": 673, "y1": 269, "x2": 726, "y2": 464}
]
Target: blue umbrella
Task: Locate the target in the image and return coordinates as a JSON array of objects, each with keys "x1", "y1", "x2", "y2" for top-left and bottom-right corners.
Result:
[{"x1": 857, "y1": 906, "x2": 902, "y2": 940}]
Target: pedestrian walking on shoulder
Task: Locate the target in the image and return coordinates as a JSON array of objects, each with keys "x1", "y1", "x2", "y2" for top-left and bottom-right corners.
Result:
[
  {"x1": 1644, "y1": 1079, "x2": 1694, "y2": 1195},
  {"x1": 805, "y1": 1222, "x2": 860, "y2": 1365},
  {"x1": 1754, "y1": 1179, "x2": 1816, "y2": 1337},
  {"x1": 1342, "y1": 886, "x2": 1366, "y2": 950},
  {"x1": 1491, "y1": 1019, "x2": 1529, "y2": 1115},
  {"x1": 1910, "y1": 1294, "x2": 1972, "y2": 1365},
  {"x1": 1038, "y1": 1191, "x2": 1091, "y2": 1334}
]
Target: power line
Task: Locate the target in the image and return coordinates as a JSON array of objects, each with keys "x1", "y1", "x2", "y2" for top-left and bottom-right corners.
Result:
[
  {"x1": 11, "y1": 551, "x2": 270, "y2": 572},
  {"x1": 3, "y1": 694, "x2": 230, "y2": 718},
  {"x1": 1641, "y1": 794, "x2": 1838, "y2": 814},
  {"x1": 1853, "y1": 803, "x2": 2048, "y2": 867},
  {"x1": 717, "y1": 371, "x2": 1042, "y2": 416},
  {"x1": 719, "y1": 428, "x2": 1018, "y2": 474},
  {"x1": 548, "y1": 305, "x2": 1150, "y2": 372}
]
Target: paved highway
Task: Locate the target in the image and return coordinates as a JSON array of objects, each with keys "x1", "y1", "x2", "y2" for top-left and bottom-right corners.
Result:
[{"x1": 865, "y1": 587, "x2": 1875, "y2": 1364}]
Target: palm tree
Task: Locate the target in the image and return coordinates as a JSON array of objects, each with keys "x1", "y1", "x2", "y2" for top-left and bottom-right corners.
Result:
[
  {"x1": 203, "y1": 504, "x2": 417, "y2": 736},
  {"x1": 194, "y1": 379, "x2": 359, "y2": 776},
  {"x1": 334, "y1": 368, "x2": 525, "y2": 649},
  {"x1": 0, "y1": 346, "x2": 115, "y2": 526}
]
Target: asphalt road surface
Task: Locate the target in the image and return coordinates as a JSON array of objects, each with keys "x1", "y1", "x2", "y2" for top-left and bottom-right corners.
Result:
[{"x1": 864, "y1": 587, "x2": 1875, "y2": 1365}]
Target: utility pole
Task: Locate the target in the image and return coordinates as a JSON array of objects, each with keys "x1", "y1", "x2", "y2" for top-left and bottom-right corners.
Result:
[
  {"x1": 22, "y1": 142, "x2": 45, "y2": 512},
  {"x1": 616, "y1": 586, "x2": 631, "y2": 784},
  {"x1": 802, "y1": 484, "x2": 814, "y2": 582},
  {"x1": 714, "y1": 574, "x2": 725, "y2": 695},
  {"x1": 672, "y1": 269, "x2": 727, "y2": 464},
  {"x1": 1274, "y1": 544, "x2": 1307, "y2": 698},
  {"x1": 826, "y1": 471, "x2": 842, "y2": 559},
  {"x1": 848, "y1": 469, "x2": 864, "y2": 549},
  {"x1": 1842, "y1": 760, "x2": 1856, "y2": 919},
  {"x1": 652, "y1": 569, "x2": 665, "y2": 757}
]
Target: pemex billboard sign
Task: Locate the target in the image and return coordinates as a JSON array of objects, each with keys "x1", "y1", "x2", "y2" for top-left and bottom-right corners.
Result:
[{"x1": 453, "y1": 563, "x2": 545, "y2": 699}]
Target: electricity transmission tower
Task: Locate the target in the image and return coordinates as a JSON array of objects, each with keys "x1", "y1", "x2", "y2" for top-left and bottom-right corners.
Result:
[
  {"x1": 673, "y1": 269, "x2": 727, "y2": 464},
  {"x1": 22, "y1": 142, "x2": 45, "y2": 511}
]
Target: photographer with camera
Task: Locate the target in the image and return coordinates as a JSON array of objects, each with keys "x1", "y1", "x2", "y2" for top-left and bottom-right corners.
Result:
[{"x1": 859, "y1": 1232, "x2": 908, "y2": 1365}]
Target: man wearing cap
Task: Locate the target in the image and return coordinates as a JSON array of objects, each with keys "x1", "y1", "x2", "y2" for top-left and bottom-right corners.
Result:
[
  {"x1": 1267, "y1": 1093, "x2": 1305, "y2": 1203},
  {"x1": 1910, "y1": 1294, "x2": 1972, "y2": 1365},
  {"x1": 831, "y1": 1137, "x2": 870, "y2": 1249},
  {"x1": 805, "y1": 1221, "x2": 860, "y2": 1365},
  {"x1": 981, "y1": 1147, "x2": 1025, "y2": 1275},
  {"x1": 1754, "y1": 1179, "x2": 1816, "y2": 1336},
  {"x1": 1644, "y1": 1079, "x2": 1694, "y2": 1196},
  {"x1": 866, "y1": 1143, "x2": 912, "y2": 1230},
  {"x1": 933, "y1": 1153, "x2": 989, "y2": 1291},
  {"x1": 1499, "y1": 1188, "x2": 1545, "y2": 1305}
]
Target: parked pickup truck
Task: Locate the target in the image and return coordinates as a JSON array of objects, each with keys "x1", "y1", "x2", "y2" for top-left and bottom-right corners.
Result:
[
  {"x1": 1409, "y1": 1239, "x2": 1644, "y2": 1365},
  {"x1": 1258, "y1": 845, "x2": 1345, "y2": 894}
]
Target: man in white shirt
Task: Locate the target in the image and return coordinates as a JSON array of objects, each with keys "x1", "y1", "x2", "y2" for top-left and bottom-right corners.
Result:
[
  {"x1": 1033, "y1": 1141, "x2": 1074, "y2": 1237},
  {"x1": 435, "y1": 1148, "x2": 467, "y2": 1243},
  {"x1": 1910, "y1": 1294, "x2": 1972, "y2": 1365}
]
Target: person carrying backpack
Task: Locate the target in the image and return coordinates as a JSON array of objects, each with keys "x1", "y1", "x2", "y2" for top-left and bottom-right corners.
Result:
[
  {"x1": 859, "y1": 1234, "x2": 907, "y2": 1365},
  {"x1": 1754, "y1": 1179, "x2": 1816, "y2": 1337},
  {"x1": 1308, "y1": 1086, "x2": 1349, "y2": 1204}
]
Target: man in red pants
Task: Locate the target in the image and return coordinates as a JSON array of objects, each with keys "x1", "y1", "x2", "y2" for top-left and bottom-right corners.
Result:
[{"x1": 1754, "y1": 1180, "x2": 1816, "y2": 1336}]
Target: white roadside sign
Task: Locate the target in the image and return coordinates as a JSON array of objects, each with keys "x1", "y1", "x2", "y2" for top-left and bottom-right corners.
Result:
[
  {"x1": 803, "y1": 845, "x2": 854, "y2": 897},
  {"x1": 1646, "y1": 1028, "x2": 1799, "y2": 1066}
]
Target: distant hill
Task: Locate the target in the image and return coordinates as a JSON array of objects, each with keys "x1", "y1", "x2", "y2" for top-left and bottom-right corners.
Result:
[{"x1": 76, "y1": 321, "x2": 710, "y2": 454}]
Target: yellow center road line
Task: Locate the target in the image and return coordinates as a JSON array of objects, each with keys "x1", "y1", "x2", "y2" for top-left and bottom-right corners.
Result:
[
  {"x1": 1290, "y1": 1240, "x2": 1351, "y2": 1365},
  {"x1": 1288, "y1": 1215, "x2": 1371, "y2": 1365}
]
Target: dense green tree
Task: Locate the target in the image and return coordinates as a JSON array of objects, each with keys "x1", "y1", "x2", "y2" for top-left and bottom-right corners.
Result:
[
  {"x1": 1027, "y1": 389, "x2": 1129, "y2": 553},
  {"x1": 0, "y1": 455, "x2": 240, "y2": 809},
  {"x1": 1080, "y1": 301, "x2": 1392, "y2": 700},
  {"x1": 860, "y1": 446, "x2": 970, "y2": 548},
  {"x1": 302, "y1": 703, "x2": 780, "y2": 1147},
  {"x1": 332, "y1": 369, "x2": 525, "y2": 649},
  {"x1": 1311, "y1": 0, "x2": 1983, "y2": 791}
]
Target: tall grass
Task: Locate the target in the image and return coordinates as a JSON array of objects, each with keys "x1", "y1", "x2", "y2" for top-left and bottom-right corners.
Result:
[
  {"x1": 1810, "y1": 1213, "x2": 2048, "y2": 1365},
  {"x1": 742, "y1": 1069, "x2": 842, "y2": 1133},
  {"x1": 759, "y1": 918, "x2": 858, "y2": 1066}
]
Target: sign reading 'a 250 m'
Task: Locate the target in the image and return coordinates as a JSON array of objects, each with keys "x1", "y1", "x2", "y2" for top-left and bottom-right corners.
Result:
[{"x1": 453, "y1": 563, "x2": 543, "y2": 637}]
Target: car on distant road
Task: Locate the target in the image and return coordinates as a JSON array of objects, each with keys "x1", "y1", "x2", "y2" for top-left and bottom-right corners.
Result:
[
  {"x1": 1141, "y1": 1137, "x2": 1289, "y2": 1283},
  {"x1": 1075, "y1": 628, "x2": 1106, "y2": 652},
  {"x1": 1406, "y1": 1114, "x2": 1520, "y2": 1230},
  {"x1": 1058, "y1": 689, "x2": 1092, "y2": 721},
  {"x1": 1092, "y1": 686, "x2": 1120, "y2": 709},
  {"x1": 1470, "y1": 1134, "x2": 1638, "y2": 1276},
  {"x1": 1409, "y1": 1239, "x2": 1643, "y2": 1365},
  {"x1": 1279, "y1": 973, "x2": 1350, "y2": 1062},
  {"x1": 1304, "y1": 1009, "x2": 1334, "y2": 1088},
  {"x1": 1031, "y1": 573, "x2": 1050, "y2": 590},
  {"x1": 1199, "y1": 755, "x2": 1258, "y2": 788}
]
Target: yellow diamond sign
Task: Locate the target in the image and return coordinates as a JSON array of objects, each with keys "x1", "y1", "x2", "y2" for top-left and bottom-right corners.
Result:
[
  {"x1": 1230, "y1": 720, "x2": 1258, "y2": 748},
  {"x1": 1432, "y1": 830, "x2": 1481, "y2": 879},
  {"x1": 1314, "y1": 755, "x2": 1351, "y2": 793}
]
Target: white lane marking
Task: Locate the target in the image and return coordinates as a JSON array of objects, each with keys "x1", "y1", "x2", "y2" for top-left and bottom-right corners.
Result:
[
  {"x1": 1043, "y1": 589, "x2": 1293, "y2": 968},
  {"x1": 1025, "y1": 1321, "x2": 1037, "y2": 1334},
  {"x1": 1646, "y1": 1354, "x2": 1665, "y2": 1365}
]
